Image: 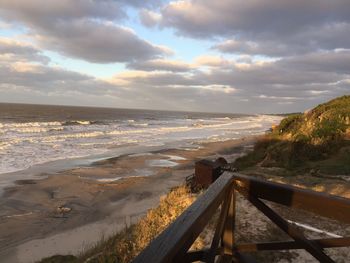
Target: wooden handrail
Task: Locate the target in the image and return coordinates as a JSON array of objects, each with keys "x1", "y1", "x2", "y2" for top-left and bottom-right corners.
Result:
[
  {"x1": 133, "y1": 173, "x2": 234, "y2": 263},
  {"x1": 233, "y1": 173, "x2": 350, "y2": 223},
  {"x1": 132, "y1": 171, "x2": 350, "y2": 263}
]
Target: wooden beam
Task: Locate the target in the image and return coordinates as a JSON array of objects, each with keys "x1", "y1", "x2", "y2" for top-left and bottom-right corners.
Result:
[
  {"x1": 236, "y1": 237, "x2": 350, "y2": 252},
  {"x1": 234, "y1": 251, "x2": 258, "y2": 263},
  {"x1": 240, "y1": 192, "x2": 335, "y2": 263},
  {"x1": 183, "y1": 250, "x2": 206, "y2": 262},
  {"x1": 132, "y1": 173, "x2": 234, "y2": 263},
  {"x1": 184, "y1": 237, "x2": 350, "y2": 260},
  {"x1": 222, "y1": 189, "x2": 236, "y2": 256},
  {"x1": 232, "y1": 173, "x2": 350, "y2": 224},
  {"x1": 205, "y1": 188, "x2": 233, "y2": 263}
]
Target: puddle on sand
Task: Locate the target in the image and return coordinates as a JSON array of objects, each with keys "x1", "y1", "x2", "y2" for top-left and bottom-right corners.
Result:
[
  {"x1": 162, "y1": 155, "x2": 186, "y2": 161},
  {"x1": 96, "y1": 177, "x2": 122, "y2": 182},
  {"x1": 79, "y1": 176, "x2": 122, "y2": 183},
  {"x1": 146, "y1": 159, "x2": 178, "y2": 167},
  {"x1": 134, "y1": 168, "x2": 154, "y2": 177},
  {"x1": 79, "y1": 168, "x2": 154, "y2": 183},
  {"x1": 128, "y1": 153, "x2": 154, "y2": 158}
]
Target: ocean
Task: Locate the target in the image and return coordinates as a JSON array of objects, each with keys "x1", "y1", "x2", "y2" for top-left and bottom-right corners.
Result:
[{"x1": 0, "y1": 103, "x2": 282, "y2": 175}]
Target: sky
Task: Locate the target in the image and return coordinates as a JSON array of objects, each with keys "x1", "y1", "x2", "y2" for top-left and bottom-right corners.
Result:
[{"x1": 0, "y1": 0, "x2": 349, "y2": 114}]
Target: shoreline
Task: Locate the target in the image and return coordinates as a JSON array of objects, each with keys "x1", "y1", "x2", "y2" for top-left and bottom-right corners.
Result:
[
  {"x1": 0, "y1": 135, "x2": 258, "y2": 262},
  {"x1": 0, "y1": 141, "x2": 198, "y2": 195}
]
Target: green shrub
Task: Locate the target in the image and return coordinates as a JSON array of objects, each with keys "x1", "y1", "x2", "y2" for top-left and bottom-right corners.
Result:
[
  {"x1": 234, "y1": 94, "x2": 350, "y2": 173},
  {"x1": 276, "y1": 113, "x2": 303, "y2": 135},
  {"x1": 311, "y1": 118, "x2": 347, "y2": 140}
]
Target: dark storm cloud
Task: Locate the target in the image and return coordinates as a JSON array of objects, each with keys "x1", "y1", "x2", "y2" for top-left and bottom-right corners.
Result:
[{"x1": 0, "y1": 0, "x2": 170, "y2": 63}]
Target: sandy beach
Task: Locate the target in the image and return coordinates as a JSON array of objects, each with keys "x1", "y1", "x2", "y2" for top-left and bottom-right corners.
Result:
[{"x1": 0, "y1": 136, "x2": 257, "y2": 262}]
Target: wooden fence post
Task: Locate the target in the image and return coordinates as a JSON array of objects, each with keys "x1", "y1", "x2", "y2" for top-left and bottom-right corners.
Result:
[{"x1": 222, "y1": 189, "x2": 236, "y2": 256}]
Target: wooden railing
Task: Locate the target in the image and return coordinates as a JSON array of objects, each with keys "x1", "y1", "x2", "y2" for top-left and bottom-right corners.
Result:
[{"x1": 133, "y1": 172, "x2": 350, "y2": 263}]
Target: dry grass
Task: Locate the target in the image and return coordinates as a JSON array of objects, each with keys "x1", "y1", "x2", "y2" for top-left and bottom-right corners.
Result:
[
  {"x1": 39, "y1": 185, "x2": 207, "y2": 263},
  {"x1": 78, "y1": 185, "x2": 198, "y2": 263}
]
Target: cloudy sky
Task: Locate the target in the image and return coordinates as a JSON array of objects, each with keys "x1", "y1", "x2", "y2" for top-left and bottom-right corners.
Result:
[{"x1": 0, "y1": 0, "x2": 349, "y2": 113}]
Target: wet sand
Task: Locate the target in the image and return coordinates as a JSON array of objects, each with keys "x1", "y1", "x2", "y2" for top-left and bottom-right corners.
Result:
[{"x1": 0, "y1": 136, "x2": 257, "y2": 262}]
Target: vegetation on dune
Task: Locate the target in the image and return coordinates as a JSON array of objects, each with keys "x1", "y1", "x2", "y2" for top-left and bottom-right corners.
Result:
[
  {"x1": 39, "y1": 185, "x2": 199, "y2": 263},
  {"x1": 235, "y1": 95, "x2": 350, "y2": 174},
  {"x1": 276, "y1": 95, "x2": 349, "y2": 141}
]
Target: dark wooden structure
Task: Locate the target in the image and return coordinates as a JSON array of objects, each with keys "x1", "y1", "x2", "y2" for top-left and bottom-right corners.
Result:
[
  {"x1": 133, "y1": 171, "x2": 350, "y2": 263},
  {"x1": 194, "y1": 158, "x2": 227, "y2": 188}
]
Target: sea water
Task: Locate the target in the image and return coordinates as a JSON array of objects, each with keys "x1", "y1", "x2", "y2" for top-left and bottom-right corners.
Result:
[{"x1": 0, "y1": 103, "x2": 282, "y2": 175}]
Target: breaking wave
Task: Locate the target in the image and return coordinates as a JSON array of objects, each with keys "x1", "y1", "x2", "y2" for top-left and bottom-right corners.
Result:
[{"x1": 0, "y1": 114, "x2": 282, "y2": 174}]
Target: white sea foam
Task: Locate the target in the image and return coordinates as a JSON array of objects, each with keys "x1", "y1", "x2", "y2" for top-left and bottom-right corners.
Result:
[
  {"x1": 147, "y1": 159, "x2": 179, "y2": 167},
  {"x1": 0, "y1": 115, "x2": 282, "y2": 175}
]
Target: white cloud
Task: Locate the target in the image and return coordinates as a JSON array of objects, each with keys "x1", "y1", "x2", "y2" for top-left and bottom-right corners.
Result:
[
  {"x1": 139, "y1": 9, "x2": 162, "y2": 28},
  {"x1": 156, "y1": 0, "x2": 350, "y2": 56},
  {"x1": 194, "y1": 55, "x2": 230, "y2": 67},
  {"x1": 1, "y1": 0, "x2": 349, "y2": 113},
  {"x1": 0, "y1": 0, "x2": 172, "y2": 63}
]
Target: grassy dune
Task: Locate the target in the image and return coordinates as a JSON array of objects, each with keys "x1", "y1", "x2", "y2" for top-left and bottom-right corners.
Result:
[{"x1": 234, "y1": 95, "x2": 350, "y2": 175}]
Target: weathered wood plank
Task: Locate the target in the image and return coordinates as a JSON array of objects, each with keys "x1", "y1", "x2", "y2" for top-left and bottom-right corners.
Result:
[
  {"x1": 132, "y1": 172, "x2": 234, "y2": 263},
  {"x1": 182, "y1": 250, "x2": 206, "y2": 262},
  {"x1": 234, "y1": 251, "x2": 258, "y2": 263},
  {"x1": 232, "y1": 173, "x2": 350, "y2": 224},
  {"x1": 236, "y1": 237, "x2": 350, "y2": 252},
  {"x1": 240, "y1": 192, "x2": 335, "y2": 263},
  {"x1": 205, "y1": 188, "x2": 233, "y2": 263},
  {"x1": 222, "y1": 189, "x2": 236, "y2": 255}
]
